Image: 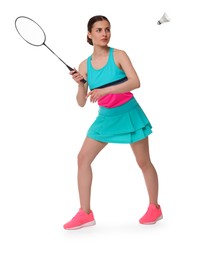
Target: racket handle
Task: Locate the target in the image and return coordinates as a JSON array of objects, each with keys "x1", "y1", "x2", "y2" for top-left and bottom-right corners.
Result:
[
  {"x1": 67, "y1": 65, "x2": 87, "y2": 84},
  {"x1": 80, "y1": 78, "x2": 87, "y2": 84}
]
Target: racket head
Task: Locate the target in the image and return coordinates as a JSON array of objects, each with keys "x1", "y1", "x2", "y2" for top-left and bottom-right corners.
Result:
[{"x1": 15, "y1": 16, "x2": 46, "y2": 46}]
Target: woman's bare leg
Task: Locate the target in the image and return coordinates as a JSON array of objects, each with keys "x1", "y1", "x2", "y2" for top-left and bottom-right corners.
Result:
[
  {"x1": 77, "y1": 137, "x2": 107, "y2": 213},
  {"x1": 130, "y1": 137, "x2": 159, "y2": 205}
]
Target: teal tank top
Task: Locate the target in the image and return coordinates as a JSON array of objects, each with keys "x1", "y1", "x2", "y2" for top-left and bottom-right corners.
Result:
[{"x1": 87, "y1": 47, "x2": 127, "y2": 90}]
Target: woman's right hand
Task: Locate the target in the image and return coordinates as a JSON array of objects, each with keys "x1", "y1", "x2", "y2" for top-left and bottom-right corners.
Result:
[{"x1": 70, "y1": 69, "x2": 85, "y2": 85}]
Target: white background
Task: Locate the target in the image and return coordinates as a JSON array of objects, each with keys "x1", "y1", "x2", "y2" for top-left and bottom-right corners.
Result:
[{"x1": 1, "y1": 0, "x2": 198, "y2": 259}]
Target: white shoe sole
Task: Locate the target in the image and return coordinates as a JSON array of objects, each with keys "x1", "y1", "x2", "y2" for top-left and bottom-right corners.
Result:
[
  {"x1": 140, "y1": 215, "x2": 163, "y2": 225},
  {"x1": 65, "y1": 220, "x2": 96, "y2": 230}
]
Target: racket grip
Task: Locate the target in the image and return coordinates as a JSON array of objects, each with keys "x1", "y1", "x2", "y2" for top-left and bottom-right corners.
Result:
[
  {"x1": 81, "y1": 78, "x2": 87, "y2": 84},
  {"x1": 66, "y1": 65, "x2": 86, "y2": 84}
]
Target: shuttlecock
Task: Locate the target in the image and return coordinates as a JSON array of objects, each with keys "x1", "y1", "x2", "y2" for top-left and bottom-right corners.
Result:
[{"x1": 157, "y1": 13, "x2": 170, "y2": 25}]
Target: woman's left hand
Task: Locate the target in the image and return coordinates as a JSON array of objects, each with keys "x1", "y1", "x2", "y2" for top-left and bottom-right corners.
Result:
[{"x1": 87, "y1": 88, "x2": 108, "y2": 103}]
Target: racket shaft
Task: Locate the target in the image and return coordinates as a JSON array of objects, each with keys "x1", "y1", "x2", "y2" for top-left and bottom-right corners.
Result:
[{"x1": 44, "y1": 43, "x2": 86, "y2": 83}]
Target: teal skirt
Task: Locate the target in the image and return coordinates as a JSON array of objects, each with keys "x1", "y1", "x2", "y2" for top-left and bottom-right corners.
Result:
[{"x1": 87, "y1": 97, "x2": 152, "y2": 144}]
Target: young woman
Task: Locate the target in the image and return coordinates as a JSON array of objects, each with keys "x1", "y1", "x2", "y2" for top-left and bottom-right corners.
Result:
[{"x1": 63, "y1": 15, "x2": 163, "y2": 230}]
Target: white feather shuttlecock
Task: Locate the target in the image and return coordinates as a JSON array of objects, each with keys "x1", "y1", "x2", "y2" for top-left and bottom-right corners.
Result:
[{"x1": 157, "y1": 13, "x2": 170, "y2": 25}]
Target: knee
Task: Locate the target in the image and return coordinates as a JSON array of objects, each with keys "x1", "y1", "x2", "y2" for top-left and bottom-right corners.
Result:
[
  {"x1": 136, "y1": 158, "x2": 152, "y2": 171},
  {"x1": 77, "y1": 150, "x2": 90, "y2": 167},
  {"x1": 77, "y1": 151, "x2": 85, "y2": 167}
]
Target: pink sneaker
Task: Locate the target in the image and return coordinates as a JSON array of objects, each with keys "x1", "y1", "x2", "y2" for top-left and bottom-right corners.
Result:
[
  {"x1": 139, "y1": 204, "x2": 163, "y2": 224},
  {"x1": 63, "y1": 208, "x2": 96, "y2": 230}
]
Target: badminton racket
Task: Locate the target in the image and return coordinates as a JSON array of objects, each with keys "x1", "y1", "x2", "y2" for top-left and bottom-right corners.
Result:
[{"x1": 15, "y1": 16, "x2": 86, "y2": 84}]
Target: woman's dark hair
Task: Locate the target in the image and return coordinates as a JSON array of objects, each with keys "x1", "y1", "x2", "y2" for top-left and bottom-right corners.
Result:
[{"x1": 87, "y1": 15, "x2": 110, "y2": 45}]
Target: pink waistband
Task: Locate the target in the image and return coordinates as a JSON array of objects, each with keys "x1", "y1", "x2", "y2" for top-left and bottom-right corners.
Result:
[{"x1": 98, "y1": 92, "x2": 133, "y2": 108}]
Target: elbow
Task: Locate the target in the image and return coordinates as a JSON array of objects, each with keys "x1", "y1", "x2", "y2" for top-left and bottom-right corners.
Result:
[
  {"x1": 78, "y1": 103, "x2": 86, "y2": 107},
  {"x1": 135, "y1": 79, "x2": 141, "y2": 89},
  {"x1": 128, "y1": 78, "x2": 140, "y2": 91},
  {"x1": 131, "y1": 80, "x2": 140, "y2": 91},
  {"x1": 76, "y1": 97, "x2": 86, "y2": 107}
]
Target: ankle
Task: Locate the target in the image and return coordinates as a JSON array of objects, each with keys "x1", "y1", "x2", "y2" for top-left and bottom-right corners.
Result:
[
  {"x1": 81, "y1": 207, "x2": 91, "y2": 214},
  {"x1": 150, "y1": 202, "x2": 160, "y2": 209}
]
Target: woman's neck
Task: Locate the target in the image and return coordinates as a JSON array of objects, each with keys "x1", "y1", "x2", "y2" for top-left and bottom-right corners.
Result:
[{"x1": 92, "y1": 46, "x2": 110, "y2": 60}]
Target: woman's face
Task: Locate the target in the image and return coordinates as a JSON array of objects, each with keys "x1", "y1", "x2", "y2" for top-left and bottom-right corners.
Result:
[{"x1": 88, "y1": 20, "x2": 111, "y2": 47}]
